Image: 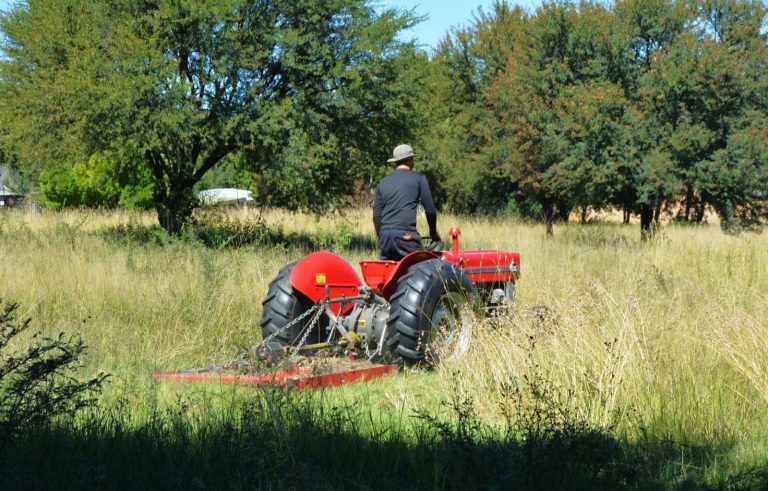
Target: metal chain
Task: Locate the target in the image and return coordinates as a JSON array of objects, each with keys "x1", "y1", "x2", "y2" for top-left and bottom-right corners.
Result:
[
  {"x1": 364, "y1": 338, "x2": 372, "y2": 360},
  {"x1": 363, "y1": 304, "x2": 390, "y2": 361},
  {"x1": 289, "y1": 305, "x2": 326, "y2": 362},
  {"x1": 263, "y1": 303, "x2": 320, "y2": 347},
  {"x1": 230, "y1": 302, "x2": 322, "y2": 365}
]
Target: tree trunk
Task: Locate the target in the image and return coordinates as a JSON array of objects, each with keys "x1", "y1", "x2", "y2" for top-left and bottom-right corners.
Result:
[
  {"x1": 155, "y1": 183, "x2": 196, "y2": 235},
  {"x1": 581, "y1": 204, "x2": 587, "y2": 224},
  {"x1": 684, "y1": 184, "x2": 694, "y2": 221},
  {"x1": 543, "y1": 198, "x2": 554, "y2": 238},
  {"x1": 623, "y1": 207, "x2": 630, "y2": 224},
  {"x1": 695, "y1": 201, "x2": 706, "y2": 223},
  {"x1": 145, "y1": 143, "x2": 233, "y2": 235},
  {"x1": 640, "y1": 203, "x2": 655, "y2": 241},
  {"x1": 147, "y1": 150, "x2": 197, "y2": 236}
]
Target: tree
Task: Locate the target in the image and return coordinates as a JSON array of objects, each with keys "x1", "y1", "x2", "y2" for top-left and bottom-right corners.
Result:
[
  {"x1": 417, "y1": 2, "x2": 529, "y2": 216},
  {"x1": 486, "y1": 1, "x2": 626, "y2": 235},
  {"x1": 250, "y1": 42, "x2": 429, "y2": 213},
  {"x1": 701, "y1": 115, "x2": 768, "y2": 231},
  {"x1": 406, "y1": 0, "x2": 768, "y2": 240},
  {"x1": 39, "y1": 152, "x2": 154, "y2": 209},
  {"x1": 627, "y1": 0, "x2": 768, "y2": 234},
  {"x1": 0, "y1": 0, "x2": 418, "y2": 233},
  {"x1": 418, "y1": 21, "x2": 506, "y2": 214}
]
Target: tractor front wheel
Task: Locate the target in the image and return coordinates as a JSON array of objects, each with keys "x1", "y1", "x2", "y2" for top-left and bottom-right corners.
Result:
[{"x1": 386, "y1": 259, "x2": 475, "y2": 365}]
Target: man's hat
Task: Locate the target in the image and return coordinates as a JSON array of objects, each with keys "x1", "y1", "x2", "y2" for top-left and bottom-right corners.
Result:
[{"x1": 387, "y1": 144, "x2": 416, "y2": 163}]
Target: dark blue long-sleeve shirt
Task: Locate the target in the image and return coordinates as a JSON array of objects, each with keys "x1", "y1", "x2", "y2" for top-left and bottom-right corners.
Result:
[{"x1": 373, "y1": 169, "x2": 437, "y2": 236}]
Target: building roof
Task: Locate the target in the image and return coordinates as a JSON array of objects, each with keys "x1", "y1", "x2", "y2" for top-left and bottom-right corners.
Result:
[
  {"x1": 0, "y1": 166, "x2": 23, "y2": 197},
  {"x1": 196, "y1": 188, "x2": 254, "y2": 205},
  {"x1": 0, "y1": 183, "x2": 22, "y2": 197}
]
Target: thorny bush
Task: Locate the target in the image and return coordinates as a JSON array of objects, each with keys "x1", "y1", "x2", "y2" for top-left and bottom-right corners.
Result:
[{"x1": 0, "y1": 300, "x2": 107, "y2": 456}]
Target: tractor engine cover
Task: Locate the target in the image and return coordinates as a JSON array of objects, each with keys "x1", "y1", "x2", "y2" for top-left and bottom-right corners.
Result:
[{"x1": 290, "y1": 251, "x2": 362, "y2": 316}]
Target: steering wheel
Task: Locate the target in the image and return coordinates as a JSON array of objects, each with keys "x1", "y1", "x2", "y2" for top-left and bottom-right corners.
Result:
[{"x1": 421, "y1": 236, "x2": 442, "y2": 252}]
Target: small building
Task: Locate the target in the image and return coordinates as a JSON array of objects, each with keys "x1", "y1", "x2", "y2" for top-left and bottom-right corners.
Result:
[
  {"x1": 196, "y1": 188, "x2": 254, "y2": 206},
  {"x1": 0, "y1": 183, "x2": 23, "y2": 209}
]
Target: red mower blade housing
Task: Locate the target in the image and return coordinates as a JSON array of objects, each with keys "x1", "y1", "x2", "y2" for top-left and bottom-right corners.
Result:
[
  {"x1": 151, "y1": 364, "x2": 398, "y2": 390},
  {"x1": 290, "y1": 251, "x2": 362, "y2": 315}
]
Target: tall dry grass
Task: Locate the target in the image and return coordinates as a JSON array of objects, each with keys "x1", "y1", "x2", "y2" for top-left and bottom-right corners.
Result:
[
  {"x1": 434, "y1": 220, "x2": 768, "y2": 472},
  {"x1": 1, "y1": 207, "x2": 767, "y2": 483}
]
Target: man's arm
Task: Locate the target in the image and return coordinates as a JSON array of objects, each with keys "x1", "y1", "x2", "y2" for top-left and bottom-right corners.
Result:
[
  {"x1": 373, "y1": 186, "x2": 383, "y2": 238},
  {"x1": 426, "y1": 211, "x2": 439, "y2": 241},
  {"x1": 419, "y1": 175, "x2": 440, "y2": 242}
]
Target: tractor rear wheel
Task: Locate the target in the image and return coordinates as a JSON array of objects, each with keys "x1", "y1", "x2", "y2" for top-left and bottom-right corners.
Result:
[
  {"x1": 386, "y1": 259, "x2": 475, "y2": 365},
  {"x1": 260, "y1": 262, "x2": 315, "y2": 346}
]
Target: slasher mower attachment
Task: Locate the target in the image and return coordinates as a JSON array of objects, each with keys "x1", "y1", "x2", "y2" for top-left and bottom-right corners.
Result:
[{"x1": 151, "y1": 362, "x2": 398, "y2": 389}]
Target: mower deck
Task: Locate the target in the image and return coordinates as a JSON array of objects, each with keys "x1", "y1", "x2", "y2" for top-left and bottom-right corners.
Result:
[{"x1": 151, "y1": 362, "x2": 397, "y2": 390}]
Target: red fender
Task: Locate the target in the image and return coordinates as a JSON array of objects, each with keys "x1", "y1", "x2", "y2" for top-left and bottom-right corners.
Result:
[
  {"x1": 377, "y1": 250, "x2": 440, "y2": 299},
  {"x1": 290, "y1": 251, "x2": 362, "y2": 315}
]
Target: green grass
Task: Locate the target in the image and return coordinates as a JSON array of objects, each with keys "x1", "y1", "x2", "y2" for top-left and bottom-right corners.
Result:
[{"x1": 1, "y1": 208, "x2": 767, "y2": 489}]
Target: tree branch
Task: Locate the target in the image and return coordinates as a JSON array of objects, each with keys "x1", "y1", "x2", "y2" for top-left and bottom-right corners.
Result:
[{"x1": 192, "y1": 144, "x2": 233, "y2": 183}]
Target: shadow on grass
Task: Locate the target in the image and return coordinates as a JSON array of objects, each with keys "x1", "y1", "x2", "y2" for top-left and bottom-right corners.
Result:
[
  {"x1": 3, "y1": 387, "x2": 762, "y2": 490},
  {"x1": 99, "y1": 219, "x2": 377, "y2": 253}
]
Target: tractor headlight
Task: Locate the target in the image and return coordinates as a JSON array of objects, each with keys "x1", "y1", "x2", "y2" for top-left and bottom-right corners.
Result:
[{"x1": 510, "y1": 261, "x2": 520, "y2": 277}]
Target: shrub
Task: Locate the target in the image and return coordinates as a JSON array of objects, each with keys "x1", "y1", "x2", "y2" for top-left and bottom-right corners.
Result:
[
  {"x1": 0, "y1": 301, "x2": 107, "y2": 457},
  {"x1": 40, "y1": 153, "x2": 154, "y2": 210}
]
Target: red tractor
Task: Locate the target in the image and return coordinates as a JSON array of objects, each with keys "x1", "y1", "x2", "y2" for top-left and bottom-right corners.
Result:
[{"x1": 260, "y1": 227, "x2": 521, "y2": 365}]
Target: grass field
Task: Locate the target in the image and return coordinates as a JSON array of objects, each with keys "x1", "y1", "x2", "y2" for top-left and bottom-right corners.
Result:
[{"x1": 1, "y1": 207, "x2": 767, "y2": 489}]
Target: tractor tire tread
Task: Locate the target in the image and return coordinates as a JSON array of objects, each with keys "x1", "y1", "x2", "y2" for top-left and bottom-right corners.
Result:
[
  {"x1": 259, "y1": 262, "x2": 314, "y2": 346},
  {"x1": 385, "y1": 259, "x2": 474, "y2": 365}
]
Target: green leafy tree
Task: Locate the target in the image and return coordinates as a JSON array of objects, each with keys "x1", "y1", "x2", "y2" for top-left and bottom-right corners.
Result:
[
  {"x1": 486, "y1": 1, "x2": 625, "y2": 235},
  {"x1": 613, "y1": 0, "x2": 707, "y2": 237},
  {"x1": 419, "y1": 26, "x2": 498, "y2": 213},
  {"x1": 39, "y1": 152, "x2": 154, "y2": 209},
  {"x1": 251, "y1": 43, "x2": 428, "y2": 212},
  {"x1": 701, "y1": 116, "x2": 768, "y2": 231},
  {"x1": 629, "y1": 0, "x2": 768, "y2": 233},
  {"x1": 414, "y1": 2, "x2": 529, "y2": 215},
  {"x1": 0, "y1": 0, "x2": 418, "y2": 233},
  {"x1": 540, "y1": 80, "x2": 637, "y2": 223},
  {"x1": 411, "y1": 0, "x2": 768, "y2": 239}
]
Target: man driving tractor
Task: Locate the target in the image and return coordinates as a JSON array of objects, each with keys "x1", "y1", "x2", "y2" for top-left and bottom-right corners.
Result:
[{"x1": 373, "y1": 144, "x2": 441, "y2": 260}]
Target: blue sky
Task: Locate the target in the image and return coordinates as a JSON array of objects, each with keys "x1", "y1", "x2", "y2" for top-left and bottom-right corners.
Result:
[
  {"x1": 384, "y1": 0, "x2": 539, "y2": 49},
  {"x1": 0, "y1": 0, "x2": 541, "y2": 49}
]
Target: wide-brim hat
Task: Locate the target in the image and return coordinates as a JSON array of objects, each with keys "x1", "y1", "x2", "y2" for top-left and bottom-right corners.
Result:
[{"x1": 387, "y1": 144, "x2": 416, "y2": 163}]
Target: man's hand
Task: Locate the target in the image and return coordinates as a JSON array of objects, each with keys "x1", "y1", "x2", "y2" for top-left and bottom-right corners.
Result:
[{"x1": 430, "y1": 231, "x2": 441, "y2": 243}]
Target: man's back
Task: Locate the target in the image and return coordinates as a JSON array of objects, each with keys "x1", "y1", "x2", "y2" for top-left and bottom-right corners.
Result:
[
  {"x1": 373, "y1": 144, "x2": 440, "y2": 260},
  {"x1": 373, "y1": 169, "x2": 435, "y2": 233}
]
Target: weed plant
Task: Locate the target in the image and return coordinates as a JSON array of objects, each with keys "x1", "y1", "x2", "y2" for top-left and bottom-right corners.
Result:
[
  {"x1": 0, "y1": 301, "x2": 106, "y2": 458},
  {"x1": 0, "y1": 208, "x2": 767, "y2": 488}
]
